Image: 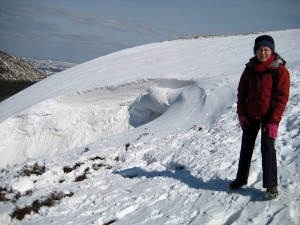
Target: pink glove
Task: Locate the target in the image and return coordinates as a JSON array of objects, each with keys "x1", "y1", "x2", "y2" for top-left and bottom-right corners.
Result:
[
  {"x1": 263, "y1": 124, "x2": 278, "y2": 139},
  {"x1": 238, "y1": 116, "x2": 249, "y2": 130}
]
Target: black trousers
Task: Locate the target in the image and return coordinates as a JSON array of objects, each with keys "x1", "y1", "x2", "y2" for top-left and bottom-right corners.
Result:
[{"x1": 236, "y1": 120, "x2": 278, "y2": 188}]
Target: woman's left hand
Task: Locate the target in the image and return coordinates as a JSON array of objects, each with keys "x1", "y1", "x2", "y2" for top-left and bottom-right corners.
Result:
[{"x1": 263, "y1": 124, "x2": 278, "y2": 139}]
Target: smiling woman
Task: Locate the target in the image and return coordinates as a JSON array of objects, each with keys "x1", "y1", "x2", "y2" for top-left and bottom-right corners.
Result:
[
  {"x1": 231, "y1": 34, "x2": 291, "y2": 200},
  {"x1": 254, "y1": 35, "x2": 274, "y2": 63}
]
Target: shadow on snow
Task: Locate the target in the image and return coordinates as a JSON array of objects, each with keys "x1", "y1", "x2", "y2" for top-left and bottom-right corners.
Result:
[{"x1": 113, "y1": 167, "x2": 265, "y2": 201}]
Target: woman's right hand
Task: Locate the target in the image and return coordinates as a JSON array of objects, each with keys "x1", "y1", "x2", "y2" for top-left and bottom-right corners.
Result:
[{"x1": 238, "y1": 116, "x2": 249, "y2": 130}]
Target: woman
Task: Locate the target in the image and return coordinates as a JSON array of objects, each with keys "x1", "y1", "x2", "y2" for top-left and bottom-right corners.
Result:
[{"x1": 230, "y1": 35, "x2": 290, "y2": 200}]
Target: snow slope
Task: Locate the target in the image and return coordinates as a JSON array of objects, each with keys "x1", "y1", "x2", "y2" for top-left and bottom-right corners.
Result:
[{"x1": 0, "y1": 29, "x2": 299, "y2": 225}]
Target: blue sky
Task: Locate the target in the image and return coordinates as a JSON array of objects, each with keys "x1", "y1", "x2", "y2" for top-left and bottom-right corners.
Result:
[{"x1": 0, "y1": 0, "x2": 299, "y2": 63}]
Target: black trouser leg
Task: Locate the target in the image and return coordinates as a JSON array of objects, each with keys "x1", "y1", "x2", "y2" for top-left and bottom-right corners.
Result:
[
  {"x1": 236, "y1": 121, "x2": 260, "y2": 184},
  {"x1": 261, "y1": 127, "x2": 278, "y2": 188}
]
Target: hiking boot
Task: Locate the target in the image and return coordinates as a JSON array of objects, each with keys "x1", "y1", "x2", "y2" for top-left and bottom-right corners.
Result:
[
  {"x1": 229, "y1": 180, "x2": 246, "y2": 190},
  {"x1": 265, "y1": 187, "x2": 278, "y2": 200}
]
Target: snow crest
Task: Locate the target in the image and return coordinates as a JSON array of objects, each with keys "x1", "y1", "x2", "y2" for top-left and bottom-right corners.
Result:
[{"x1": 129, "y1": 79, "x2": 194, "y2": 127}]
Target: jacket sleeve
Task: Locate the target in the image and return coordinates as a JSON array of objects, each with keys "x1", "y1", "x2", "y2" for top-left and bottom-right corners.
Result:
[
  {"x1": 237, "y1": 67, "x2": 249, "y2": 116},
  {"x1": 269, "y1": 65, "x2": 290, "y2": 124}
]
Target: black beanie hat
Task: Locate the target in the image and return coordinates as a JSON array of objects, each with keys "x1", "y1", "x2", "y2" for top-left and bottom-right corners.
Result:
[{"x1": 254, "y1": 35, "x2": 275, "y2": 53}]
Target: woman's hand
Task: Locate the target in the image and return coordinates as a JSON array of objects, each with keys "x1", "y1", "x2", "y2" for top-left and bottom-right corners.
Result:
[
  {"x1": 238, "y1": 116, "x2": 249, "y2": 130},
  {"x1": 263, "y1": 124, "x2": 278, "y2": 139}
]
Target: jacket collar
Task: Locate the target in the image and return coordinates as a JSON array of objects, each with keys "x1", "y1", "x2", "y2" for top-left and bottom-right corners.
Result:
[{"x1": 246, "y1": 53, "x2": 286, "y2": 70}]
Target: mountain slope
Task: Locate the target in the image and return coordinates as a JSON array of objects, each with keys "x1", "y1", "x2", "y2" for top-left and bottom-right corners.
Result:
[
  {"x1": 1, "y1": 29, "x2": 299, "y2": 169},
  {"x1": 0, "y1": 51, "x2": 46, "y2": 82},
  {"x1": 0, "y1": 29, "x2": 299, "y2": 225},
  {"x1": 0, "y1": 51, "x2": 47, "y2": 101}
]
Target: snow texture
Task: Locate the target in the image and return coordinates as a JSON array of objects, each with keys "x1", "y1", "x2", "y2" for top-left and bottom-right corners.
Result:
[{"x1": 0, "y1": 29, "x2": 299, "y2": 225}]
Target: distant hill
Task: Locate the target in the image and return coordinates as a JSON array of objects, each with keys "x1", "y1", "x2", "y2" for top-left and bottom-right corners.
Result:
[
  {"x1": 0, "y1": 51, "x2": 47, "y2": 101},
  {"x1": 22, "y1": 57, "x2": 77, "y2": 76},
  {"x1": 0, "y1": 51, "x2": 76, "y2": 101}
]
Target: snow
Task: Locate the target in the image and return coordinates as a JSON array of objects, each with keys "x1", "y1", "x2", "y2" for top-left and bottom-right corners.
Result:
[{"x1": 0, "y1": 29, "x2": 300, "y2": 225}]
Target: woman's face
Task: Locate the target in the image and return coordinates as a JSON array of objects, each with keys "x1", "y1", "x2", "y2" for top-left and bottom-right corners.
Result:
[{"x1": 256, "y1": 46, "x2": 272, "y2": 62}]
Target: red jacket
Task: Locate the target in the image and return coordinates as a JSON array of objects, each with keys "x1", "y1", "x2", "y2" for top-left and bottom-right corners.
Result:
[{"x1": 237, "y1": 53, "x2": 290, "y2": 124}]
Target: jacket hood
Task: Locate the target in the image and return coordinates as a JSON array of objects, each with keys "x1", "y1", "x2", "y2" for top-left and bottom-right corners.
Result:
[{"x1": 270, "y1": 53, "x2": 286, "y2": 67}]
